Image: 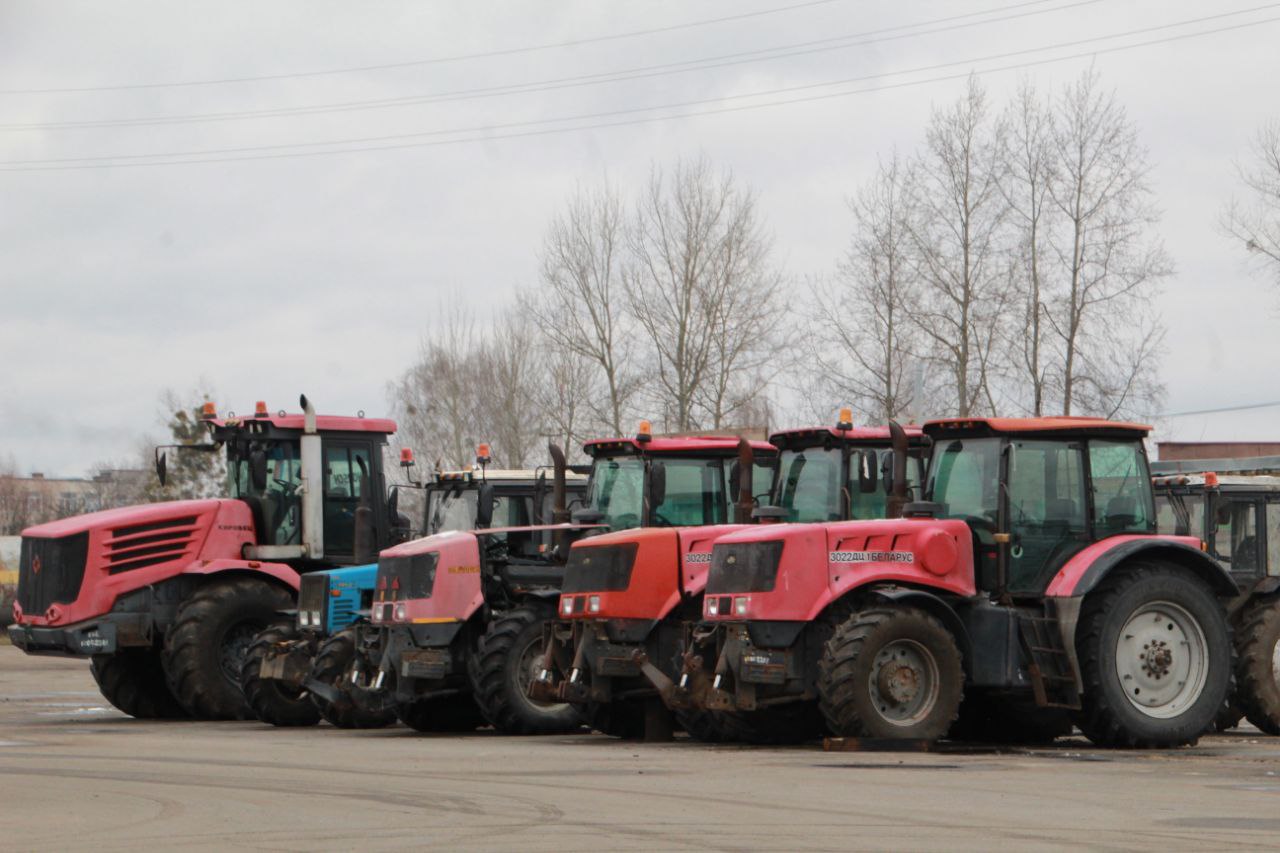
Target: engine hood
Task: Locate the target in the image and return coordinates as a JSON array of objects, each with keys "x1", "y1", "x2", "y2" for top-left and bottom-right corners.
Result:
[{"x1": 21, "y1": 499, "x2": 230, "y2": 539}]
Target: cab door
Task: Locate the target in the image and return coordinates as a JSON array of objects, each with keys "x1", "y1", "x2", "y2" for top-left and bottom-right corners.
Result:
[{"x1": 321, "y1": 440, "x2": 378, "y2": 562}]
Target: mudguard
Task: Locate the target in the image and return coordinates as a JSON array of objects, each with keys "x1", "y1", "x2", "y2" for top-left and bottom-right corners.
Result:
[{"x1": 1043, "y1": 535, "x2": 1237, "y2": 599}]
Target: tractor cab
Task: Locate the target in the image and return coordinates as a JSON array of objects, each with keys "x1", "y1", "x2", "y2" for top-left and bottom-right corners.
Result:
[
  {"x1": 923, "y1": 417, "x2": 1157, "y2": 598},
  {"x1": 767, "y1": 413, "x2": 927, "y2": 522},
  {"x1": 1153, "y1": 472, "x2": 1280, "y2": 587}
]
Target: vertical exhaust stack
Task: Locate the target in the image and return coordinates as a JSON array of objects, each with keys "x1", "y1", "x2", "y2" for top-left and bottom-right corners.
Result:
[
  {"x1": 734, "y1": 437, "x2": 755, "y2": 524},
  {"x1": 887, "y1": 421, "x2": 909, "y2": 520},
  {"x1": 299, "y1": 394, "x2": 324, "y2": 560},
  {"x1": 549, "y1": 443, "x2": 569, "y2": 559}
]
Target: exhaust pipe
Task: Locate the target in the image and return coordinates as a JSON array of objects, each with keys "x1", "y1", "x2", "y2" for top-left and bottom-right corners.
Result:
[
  {"x1": 549, "y1": 443, "x2": 568, "y2": 558},
  {"x1": 734, "y1": 437, "x2": 755, "y2": 524},
  {"x1": 887, "y1": 420, "x2": 908, "y2": 520},
  {"x1": 300, "y1": 394, "x2": 324, "y2": 560}
]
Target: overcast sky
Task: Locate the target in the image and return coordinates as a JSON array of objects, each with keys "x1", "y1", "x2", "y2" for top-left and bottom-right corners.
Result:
[{"x1": 1, "y1": 0, "x2": 1277, "y2": 476}]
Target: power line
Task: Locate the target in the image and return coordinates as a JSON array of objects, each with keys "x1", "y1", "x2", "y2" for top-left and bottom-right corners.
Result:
[
  {"x1": 2, "y1": 11, "x2": 1275, "y2": 172},
  {"x1": 0, "y1": 0, "x2": 1093, "y2": 131},
  {"x1": 1160, "y1": 401, "x2": 1280, "y2": 418},
  {"x1": 0, "y1": 0, "x2": 850, "y2": 95}
]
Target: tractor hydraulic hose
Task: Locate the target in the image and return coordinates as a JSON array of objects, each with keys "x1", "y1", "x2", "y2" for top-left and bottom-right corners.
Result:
[
  {"x1": 735, "y1": 437, "x2": 755, "y2": 524},
  {"x1": 888, "y1": 421, "x2": 909, "y2": 519}
]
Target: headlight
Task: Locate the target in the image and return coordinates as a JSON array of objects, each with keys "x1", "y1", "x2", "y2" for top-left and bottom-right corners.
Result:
[
  {"x1": 734, "y1": 596, "x2": 748, "y2": 616},
  {"x1": 707, "y1": 597, "x2": 719, "y2": 616},
  {"x1": 298, "y1": 611, "x2": 311, "y2": 627},
  {"x1": 310, "y1": 610, "x2": 323, "y2": 628},
  {"x1": 394, "y1": 603, "x2": 406, "y2": 622},
  {"x1": 561, "y1": 596, "x2": 574, "y2": 616},
  {"x1": 588, "y1": 595, "x2": 601, "y2": 614},
  {"x1": 370, "y1": 605, "x2": 382, "y2": 624}
]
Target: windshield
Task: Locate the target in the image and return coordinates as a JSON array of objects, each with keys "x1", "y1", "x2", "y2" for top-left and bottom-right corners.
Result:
[
  {"x1": 429, "y1": 487, "x2": 479, "y2": 534},
  {"x1": 587, "y1": 454, "x2": 739, "y2": 530},
  {"x1": 227, "y1": 440, "x2": 303, "y2": 546},
  {"x1": 774, "y1": 448, "x2": 842, "y2": 522},
  {"x1": 588, "y1": 457, "x2": 647, "y2": 530},
  {"x1": 927, "y1": 438, "x2": 1001, "y2": 523}
]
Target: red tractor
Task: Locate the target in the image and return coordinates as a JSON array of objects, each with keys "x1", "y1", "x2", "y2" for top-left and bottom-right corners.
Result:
[
  {"x1": 683, "y1": 417, "x2": 1235, "y2": 747},
  {"x1": 7, "y1": 396, "x2": 411, "y2": 720},
  {"x1": 367, "y1": 426, "x2": 777, "y2": 735},
  {"x1": 531, "y1": 414, "x2": 927, "y2": 740}
]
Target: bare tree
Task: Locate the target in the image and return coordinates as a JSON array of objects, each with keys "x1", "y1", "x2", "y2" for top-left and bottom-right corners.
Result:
[
  {"x1": 627, "y1": 157, "x2": 780, "y2": 431},
  {"x1": 1046, "y1": 68, "x2": 1170, "y2": 417},
  {"x1": 999, "y1": 80, "x2": 1059, "y2": 416},
  {"x1": 523, "y1": 180, "x2": 637, "y2": 435},
  {"x1": 907, "y1": 76, "x2": 1011, "y2": 417},
  {"x1": 1222, "y1": 119, "x2": 1280, "y2": 288},
  {"x1": 809, "y1": 153, "x2": 925, "y2": 421},
  {"x1": 476, "y1": 310, "x2": 549, "y2": 468},
  {"x1": 532, "y1": 341, "x2": 603, "y2": 462}
]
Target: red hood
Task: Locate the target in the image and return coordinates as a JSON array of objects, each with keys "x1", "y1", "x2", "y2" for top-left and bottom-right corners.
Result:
[{"x1": 22, "y1": 499, "x2": 230, "y2": 538}]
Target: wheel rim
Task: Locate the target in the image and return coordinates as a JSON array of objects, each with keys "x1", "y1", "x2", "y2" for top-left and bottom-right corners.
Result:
[
  {"x1": 867, "y1": 638, "x2": 940, "y2": 727},
  {"x1": 1114, "y1": 600, "x2": 1208, "y2": 719},
  {"x1": 220, "y1": 623, "x2": 261, "y2": 687},
  {"x1": 516, "y1": 635, "x2": 565, "y2": 711}
]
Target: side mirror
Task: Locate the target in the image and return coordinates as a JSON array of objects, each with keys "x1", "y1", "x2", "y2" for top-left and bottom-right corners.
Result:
[
  {"x1": 155, "y1": 451, "x2": 168, "y2": 488},
  {"x1": 728, "y1": 461, "x2": 741, "y2": 502},
  {"x1": 647, "y1": 461, "x2": 667, "y2": 510},
  {"x1": 250, "y1": 449, "x2": 269, "y2": 492},
  {"x1": 476, "y1": 481, "x2": 496, "y2": 528},
  {"x1": 880, "y1": 451, "x2": 895, "y2": 495},
  {"x1": 858, "y1": 450, "x2": 879, "y2": 494}
]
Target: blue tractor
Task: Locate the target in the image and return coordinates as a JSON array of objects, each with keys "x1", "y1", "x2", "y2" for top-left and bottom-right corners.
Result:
[{"x1": 240, "y1": 454, "x2": 587, "y2": 727}]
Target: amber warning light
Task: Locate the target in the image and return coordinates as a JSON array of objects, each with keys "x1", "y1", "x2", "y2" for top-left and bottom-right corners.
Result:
[
  {"x1": 254, "y1": 400, "x2": 269, "y2": 417},
  {"x1": 637, "y1": 420, "x2": 653, "y2": 443},
  {"x1": 400, "y1": 448, "x2": 415, "y2": 467},
  {"x1": 476, "y1": 443, "x2": 492, "y2": 465},
  {"x1": 837, "y1": 407, "x2": 854, "y2": 431},
  {"x1": 201, "y1": 401, "x2": 217, "y2": 420}
]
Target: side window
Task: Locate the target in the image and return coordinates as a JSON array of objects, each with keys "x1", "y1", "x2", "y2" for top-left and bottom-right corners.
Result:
[
  {"x1": 1214, "y1": 499, "x2": 1262, "y2": 573},
  {"x1": 323, "y1": 444, "x2": 374, "y2": 556},
  {"x1": 1088, "y1": 441, "x2": 1154, "y2": 535},
  {"x1": 656, "y1": 459, "x2": 725, "y2": 526},
  {"x1": 1155, "y1": 492, "x2": 1204, "y2": 538},
  {"x1": 1267, "y1": 503, "x2": 1280, "y2": 577}
]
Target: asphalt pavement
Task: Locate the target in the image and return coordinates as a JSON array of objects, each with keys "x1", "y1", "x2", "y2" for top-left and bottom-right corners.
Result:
[{"x1": 2, "y1": 644, "x2": 1279, "y2": 852}]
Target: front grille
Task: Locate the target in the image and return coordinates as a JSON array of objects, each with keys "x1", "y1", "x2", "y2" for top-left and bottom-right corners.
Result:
[
  {"x1": 377, "y1": 552, "x2": 439, "y2": 600},
  {"x1": 16, "y1": 533, "x2": 89, "y2": 615},
  {"x1": 104, "y1": 515, "x2": 199, "y2": 574},
  {"x1": 561, "y1": 542, "x2": 639, "y2": 593},
  {"x1": 707, "y1": 540, "x2": 784, "y2": 593}
]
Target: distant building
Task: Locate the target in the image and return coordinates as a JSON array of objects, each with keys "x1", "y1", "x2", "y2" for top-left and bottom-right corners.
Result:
[
  {"x1": 0, "y1": 469, "x2": 148, "y2": 536},
  {"x1": 1152, "y1": 442, "x2": 1280, "y2": 476}
]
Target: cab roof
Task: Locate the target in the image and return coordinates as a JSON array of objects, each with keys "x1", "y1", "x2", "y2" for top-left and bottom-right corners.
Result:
[
  {"x1": 208, "y1": 412, "x2": 397, "y2": 435},
  {"x1": 434, "y1": 468, "x2": 587, "y2": 482},
  {"x1": 769, "y1": 424, "x2": 925, "y2": 448},
  {"x1": 924, "y1": 416, "x2": 1150, "y2": 439},
  {"x1": 583, "y1": 435, "x2": 777, "y2": 457}
]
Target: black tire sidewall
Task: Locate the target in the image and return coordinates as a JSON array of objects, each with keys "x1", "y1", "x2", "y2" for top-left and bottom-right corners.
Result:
[
  {"x1": 503, "y1": 609, "x2": 579, "y2": 729},
  {"x1": 1083, "y1": 570, "x2": 1230, "y2": 744}
]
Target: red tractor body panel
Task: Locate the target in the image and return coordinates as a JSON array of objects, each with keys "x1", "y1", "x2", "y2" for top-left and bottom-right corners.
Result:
[
  {"x1": 1043, "y1": 533, "x2": 1204, "y2": 597},
  {"x1": 702, "y1": 518, "x2": 977, "y2": 623},
  {"x1": 557, "y1": 525, "x2": 751, "y2": 622},
  {"x1": 11, "y1": 498, "x2": 297, "y2": 628},
  {"x1": 374, "y1": 531, "x2": 484, "y2": 627}
]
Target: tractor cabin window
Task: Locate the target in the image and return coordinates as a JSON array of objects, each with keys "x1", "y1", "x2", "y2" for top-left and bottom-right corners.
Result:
[
  {"x1": 1006, "y1": 440, "x2": 1088, "y2": 592},
  {"x1": 589, "y1": 457, "x2": 646, "y2": 531},
  {"x1": 323, "y1": 444, "x2": 373, "y2": 557},
  {"x1": 928, "y1": 438, "x2": 1001, "y2": 523},
  {"x1": 1213, "y1": 498, "x2": 1262, "y2": 574},
  {"x1": 228, "y1": 440, "x2": 302, "y2": 547},
  {"x1": 1088, "y1": 441, "x2": 1155, "y2": 536},
  {"x1": 1155, "y1": 491, "x2": 1205, "y2": 539},
  {"x1": 1267, "y1": 503, "x2": 1280, "y2": 577},
  {"x1": 774, "y1": 448, "x2": 841, "y2": 522},
  {"x1": 654, "y1": 458, "x2": 727, "y2": 527}
]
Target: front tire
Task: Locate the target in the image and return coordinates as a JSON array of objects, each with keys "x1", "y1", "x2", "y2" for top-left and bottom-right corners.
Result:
[
  {"x1": 161, "y1": 577, "x2": 294, "y2": 720},
  {"x1": 818, "y1": 605, "x2": 964, "y2": 740},
  {"x1": 1073, "y1": 562, "x2": 1230, "y2": 748},
  {"x1": 91, "y1": 649, "x2": 188, "y2": 720},
  {"x1": 240, "y1": 623, "x2": 321, "y2": 727},
  {"x1": 471, "y1": 601, "x2": 582, "y2": 734},
  {"x1": 1235, "y1": 597, "x2": 1280, "y2": 735},
  {"x1": 310, "y1": 628, "x2": 395, "y2": 729}
]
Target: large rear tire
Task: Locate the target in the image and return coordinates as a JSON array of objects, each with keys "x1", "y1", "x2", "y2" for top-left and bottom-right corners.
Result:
[
  {"x1": 394, "y1": 695, "x2": 485, "y2": 732},
  {"x1": 1235, "y1": 597, "x2": 1280, "y2": 735},
  {"x1": 240, "y1": 623, "x2": 321, "y2": 727},
  {"x1": 311, "y1": 627, "x2": 395, "y2": 729},
  {"x1": 817, "y1": 605, "x2": 964, "y2": 740},
  {"x1": 1073, "y1": 562, "x2": 1230, "y2": 748},
  {"x1": 90, "y1": 649, "x2": 188, "y2": 720},
  {"x1": 161, "y1": 577, "x2": 294, "y2": 720},
  {"x1": 471, "y1": 601, "x2": 582, "y2": 734}
]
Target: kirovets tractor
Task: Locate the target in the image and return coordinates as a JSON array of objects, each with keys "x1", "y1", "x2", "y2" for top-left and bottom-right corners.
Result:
[
  {"x1": 533, "y1": 414, "x2": 926, "y2": 740},
  {"x1": 686, "y1": 417, "x2": 1235, "y2": 748},
  {"x1": 9, "y1": 395, "x2": 411, "y2": 721}
]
